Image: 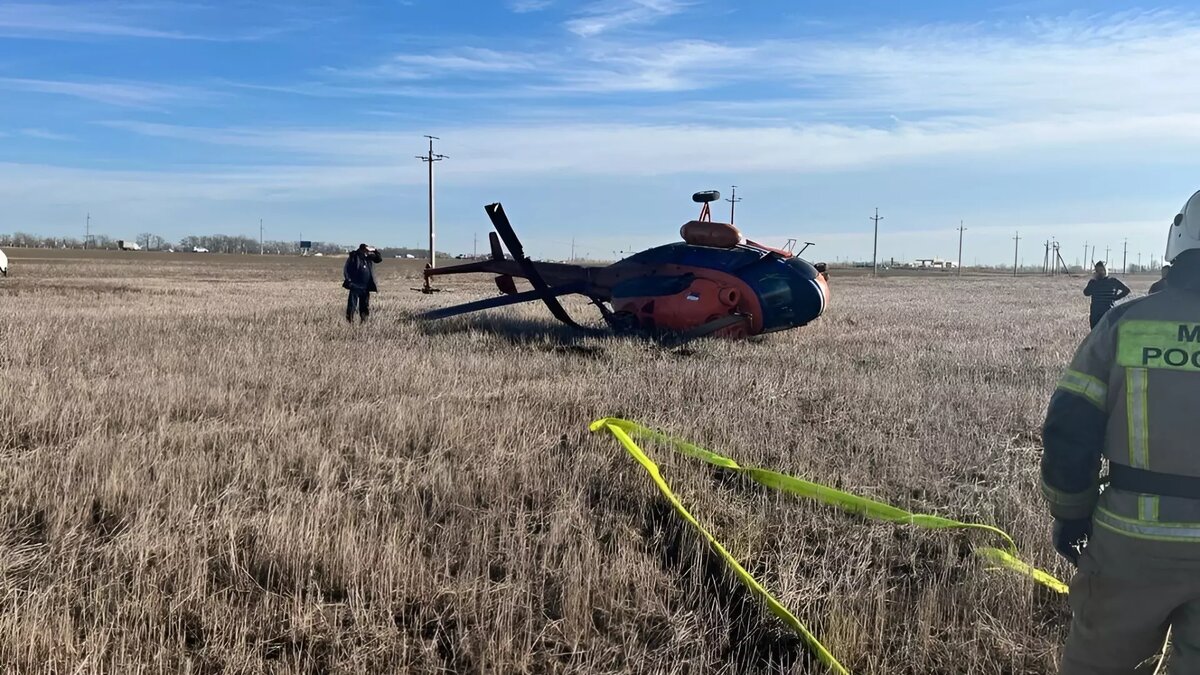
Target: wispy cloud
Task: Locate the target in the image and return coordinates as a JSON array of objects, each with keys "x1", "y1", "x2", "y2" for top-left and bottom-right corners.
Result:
[
  {"x1": 101, "y1": 113, "x2": 1200, "y2": 177},
  {"x1": 0, "y1": 77, "x2": 207, "y2": 108},
  {"x1": 0, "y1": 2, "x2": 212, "y2": 40},
  {"x1": 0, "y1": 2, "x2": 298, "y2": 42},
  {"x1": 555, "y1": 39, "x2": 754, "y2": 92},
  {"x1": 565, "y1": 0, "x2": 688, "y2": 37},
  {"x1": 345, "y1": 48, "x2": 545, "y2": 80},
  {"x1": 20, "y1": 128, "x2": 72, "y2": 141},
  {"x1": 509, "y1": 0, "x2": 554, "y2": 13},
  {"x1": 334, "y1": 10, "x2": 1200, "y2": 109}
]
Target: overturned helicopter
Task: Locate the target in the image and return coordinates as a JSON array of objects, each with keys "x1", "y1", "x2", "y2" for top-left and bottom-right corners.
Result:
[{"x1": 418, "y1": 190, "x2": 829, "y2": 341}]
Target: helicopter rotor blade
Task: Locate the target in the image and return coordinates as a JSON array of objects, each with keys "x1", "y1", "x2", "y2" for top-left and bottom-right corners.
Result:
[
  {"x1": 485, "y1": 202, "x2": 603, "y2": 333},
  {"x1": 418, "y1": 282, "x2": 588, "y2": 321}
]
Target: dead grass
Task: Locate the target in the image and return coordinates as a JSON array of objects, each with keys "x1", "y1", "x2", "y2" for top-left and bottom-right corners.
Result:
[{"x1": 0, "y1": 250, "x2": 1159, "y2": 674}]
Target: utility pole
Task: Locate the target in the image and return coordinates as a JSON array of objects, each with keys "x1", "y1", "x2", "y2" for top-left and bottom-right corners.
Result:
[
  {"x1": 1122, "y1": 239, "x2": 1128, "y2": 274},
  {"x1": 85, "y1": 212, "x2": 90, "y2": 249},
  {"x1": 870, "y1": 208, "x2": 883, "y2": 277},
  {"x1": 1043, "y1": 240, "x2": 1050, "y2": 275},
  {"x1": 570, "y1": 236, "x2": 576, "y2": 262},
  {"x1": 259, "y1": 218, "x2": 264, "y2": 255},
  {"x1": 1013, "y1": 231, "x2": 1020, "y2": 276},
  {"x1": 726, "y1": 185, "x2": 741, "y2": 225},
  {"x1": 1138, "y1": 251, "x2": 1142, "y2": 271},
  {"x1": 1083, "y1": 241, "x2": 1088, "y2": 269},
  {"x1": 416, "y1": 135, "x2": 447, "y2": 269},
  {"x1": 473, "y1": 232, "x2": 478, "y2": 259},
  {"x1": 956, "y1": 220, "x2": 966, "y2": 276},
  {"x1": 1105, "y1": 245, "x2": 1111, "y2": 265}
]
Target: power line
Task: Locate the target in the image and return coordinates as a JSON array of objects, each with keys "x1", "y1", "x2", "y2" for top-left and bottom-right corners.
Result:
[
  {"x1": 870, "y1": 208, "x2": 883, "y2": 277},
  {"x1": 956, "y1": 220, "x2": 966, "y2": 276},
  {"x1": 415, "y1": 135, "x2": 447, "y2": 269},
  {"x1": 1013, "y1": 231, "x2": 1020, "y2": 277},
  {"x1": 725, "y1": 185, "x2": 741, "y2": 225}
]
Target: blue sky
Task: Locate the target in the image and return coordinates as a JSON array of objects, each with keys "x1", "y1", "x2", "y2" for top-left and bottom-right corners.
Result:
[{"x1": 1, "y1": 1, "x2": 1198, "y2": 266}]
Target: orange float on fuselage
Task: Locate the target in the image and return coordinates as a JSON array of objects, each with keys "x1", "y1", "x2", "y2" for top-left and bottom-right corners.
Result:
[{"x1": 680, "y1": 220, "x2": 742, "y2": 248}]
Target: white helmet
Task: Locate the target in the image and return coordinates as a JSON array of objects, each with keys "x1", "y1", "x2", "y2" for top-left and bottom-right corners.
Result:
[{"x1": 1166, "y1": 189, "x2": 1200, "y2": 263}]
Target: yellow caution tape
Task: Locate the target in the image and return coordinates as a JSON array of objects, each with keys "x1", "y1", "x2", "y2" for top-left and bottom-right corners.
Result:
[
  {"x1": 597, "y1": 420, "x2": 851, "y2": 675},
  {"x1": 589, "y1": 417, "x2": 1070, "y2": 675}
]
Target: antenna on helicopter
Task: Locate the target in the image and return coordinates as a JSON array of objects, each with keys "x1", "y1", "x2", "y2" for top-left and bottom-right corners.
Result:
[{"x1": 692, "y1": 190, "x2": 720, "y2": 222}]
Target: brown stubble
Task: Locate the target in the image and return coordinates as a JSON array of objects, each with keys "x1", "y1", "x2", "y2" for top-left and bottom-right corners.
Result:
[{"x1": 0, "y1": 251, "x2": 1156, "y2": 673}]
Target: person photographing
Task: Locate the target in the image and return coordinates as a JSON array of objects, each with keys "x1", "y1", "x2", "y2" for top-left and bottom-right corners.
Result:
[{"x1": 343, "y1": 243, "x2": 382, "y2": 322}]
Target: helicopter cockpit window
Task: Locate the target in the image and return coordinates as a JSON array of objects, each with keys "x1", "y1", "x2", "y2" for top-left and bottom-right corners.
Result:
[{"x1": 741, "y1": 258, "x2": 823, "y2": 332}]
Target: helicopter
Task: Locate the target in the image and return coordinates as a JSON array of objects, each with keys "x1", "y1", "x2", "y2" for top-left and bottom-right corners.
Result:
[{"x1": 416, "y1": 190, "x2": 830, "y2": 343}]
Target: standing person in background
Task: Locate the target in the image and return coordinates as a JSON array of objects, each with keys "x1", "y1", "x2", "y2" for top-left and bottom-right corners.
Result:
[
  {"x1": 343, "y1": 243, "x2": 382, "y2": 322},
  {"x1": 1083, "y1": 261, "x2": 1131, "y2": 328}
]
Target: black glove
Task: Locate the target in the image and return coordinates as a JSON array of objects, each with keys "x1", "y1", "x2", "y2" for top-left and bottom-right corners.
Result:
[
  {"x1": 1053, "y1": 517, "x2": 1092, "y2": 565},
  {"x1": 342, "y1": 279, "x2": 351, "y2": 289}
]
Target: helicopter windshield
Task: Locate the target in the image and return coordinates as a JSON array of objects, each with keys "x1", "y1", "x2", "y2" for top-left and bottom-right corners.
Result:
[{"x1": 739, "y1": 257, "x2": 824, "y2": 332}]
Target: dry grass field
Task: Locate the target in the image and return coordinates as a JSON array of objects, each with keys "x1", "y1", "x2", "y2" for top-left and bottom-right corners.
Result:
[{"x1": 0, "y1": 248, "x2": 1161, "y2": 674}]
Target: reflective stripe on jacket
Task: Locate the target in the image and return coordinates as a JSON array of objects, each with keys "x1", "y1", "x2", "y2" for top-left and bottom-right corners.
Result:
[{"x1": 1042, "y1": 287, "x2": 1200, "y2": 542}]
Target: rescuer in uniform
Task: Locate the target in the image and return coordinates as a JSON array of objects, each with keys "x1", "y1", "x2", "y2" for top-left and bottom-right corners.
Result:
[
  {"x1": 1083, "y1": 261, "x2": 1132, "y2": 328},
  {"x1": 343, "y1": 243, "x2": 382, "y2": 322},
  {"x1": 1042, "y1": 190, "x2": 1200, "y2": 674}
]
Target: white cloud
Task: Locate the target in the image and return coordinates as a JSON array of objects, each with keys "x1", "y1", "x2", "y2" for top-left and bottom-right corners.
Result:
[
  {"x1": 565, "y1": 0, "x2": 688, "y2": 37},
  {"x1": 20, "y1": 128, "x2": 72, "y2": 140},
  {"x1": 332, "y1": 10, "x2": 1200, "y2": 110},
  {"x1": 752, "y1": 11, "x2": 1200, "y2": 119},
  {"x1": 0, "y1": 2, "x2": 216, "y2": 40},
  {"x1": 101, "y1": 111, "x2": 1200, "y2": 176},
  {"x1": 346, "y1": 48, "x2": 545, "y2": 80},
  {"x1": 0, "y1": 77, "x2": 207, "y2": 108},
  {"x1": 553, "y1": 39, "x2": 754, "y2": 92},
  {"x1": 509, "y1": 0, "x2": 554, "y2": 13}
]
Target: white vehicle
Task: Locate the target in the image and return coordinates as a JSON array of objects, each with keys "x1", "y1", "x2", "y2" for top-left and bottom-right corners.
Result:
[
  {"x1": 193, "y1": 246, "x2": 209, "y2": 253},
  {"x1": 116, "y1": 239, "x2": 142, "y2": 251},
  {"x1": 0, "y1": 247, "x2": 8, "y2": 277}
]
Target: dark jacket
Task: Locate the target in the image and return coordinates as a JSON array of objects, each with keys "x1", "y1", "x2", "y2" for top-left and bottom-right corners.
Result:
[{"x1": 344, "y1": 248, "x2": 382, "y2": 292}]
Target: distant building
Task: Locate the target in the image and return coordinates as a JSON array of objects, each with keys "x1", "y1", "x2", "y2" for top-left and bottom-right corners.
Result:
[{"x1": 914, "y1": 257, "x2": 957, "y2": 270}]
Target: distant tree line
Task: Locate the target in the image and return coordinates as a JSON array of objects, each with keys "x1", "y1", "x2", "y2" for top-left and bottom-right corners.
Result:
[{"x1": 0, "y1": 231, "x2": 454, "y2": 258}]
